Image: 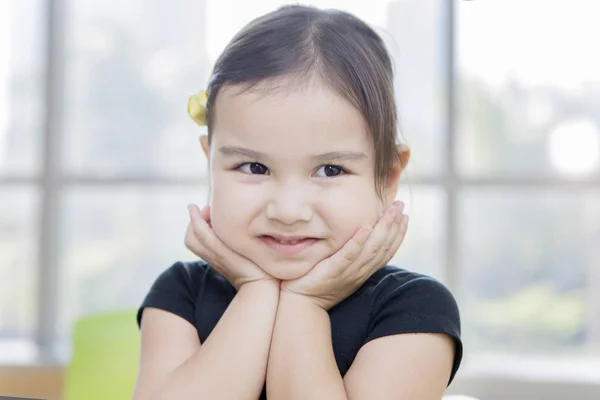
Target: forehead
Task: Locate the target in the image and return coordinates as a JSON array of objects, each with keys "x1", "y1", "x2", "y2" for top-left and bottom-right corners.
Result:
[{"x1": 211, "y1": 81, "x2": 372, "y2": 157}]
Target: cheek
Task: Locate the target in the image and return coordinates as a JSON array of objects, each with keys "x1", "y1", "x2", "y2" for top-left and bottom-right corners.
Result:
[
  {"x1": 320, "y1": 183, "x2": 382, "y2": 244},
  {"x1": 208, "y1": 176, "x2": 256, "y2": 248}
]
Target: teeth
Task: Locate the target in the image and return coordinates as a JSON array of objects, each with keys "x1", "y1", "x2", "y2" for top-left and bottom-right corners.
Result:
[
  {"x1": 268, "y1": 237, "x2": 307, "y2": 245},
  {"x1": 276, "y1": 239, "x2": 302, "y2": 245}
]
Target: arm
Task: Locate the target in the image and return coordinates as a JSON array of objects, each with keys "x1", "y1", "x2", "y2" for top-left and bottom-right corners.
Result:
[
  {"x1": 267, "y1": 202, "x2": 410, "y2": 399},
  {"x1": 343, "y1": 333, "x2": 455, "y2": 399},
  {"x1": 133, "y1": 279, "x2": 279, "y2": 400},
  {"x1": 266, "y1": 291, "x2": 347, "y2": 400},
  {"x1": 266, "y1": 293, "x2": 455, "y2": 400}
]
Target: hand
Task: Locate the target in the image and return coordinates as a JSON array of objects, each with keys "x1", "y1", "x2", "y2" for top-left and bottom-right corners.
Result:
[
  {"x1": 280, "y1": 201, "x2": 409, "y2": 310},
  {"x1": 185, "y1": 204, "x2": 278, "y2": 290}
]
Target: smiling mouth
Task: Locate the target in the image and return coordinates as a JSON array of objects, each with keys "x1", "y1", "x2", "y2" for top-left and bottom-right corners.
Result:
[
  {"x1": 262, "y1": 236, "x2": 315, "y2": 245},
  {"x1": 259, "y1": 235, "x2": 320, "y2": 255}
]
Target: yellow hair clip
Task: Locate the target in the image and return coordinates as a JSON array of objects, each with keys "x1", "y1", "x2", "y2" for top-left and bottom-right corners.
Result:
[
  {"x1": 187, "y1": 89, "x2": 208, "y2": 126},
  {"x1": 188, "y1": 73, "x2": 213, "y2": 127}
]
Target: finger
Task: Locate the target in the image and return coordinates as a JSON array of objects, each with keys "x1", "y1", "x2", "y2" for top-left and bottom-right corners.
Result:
[
  {"x1": 376, "y1": 214, "x2": 409, "y2": 269},
  {"x1": 184, "y1": 219, "x2": 233, "y2": 279},
  {"x1": 389, "y1": 214, "x2": 409, "y2": 257},
  {"x1": 371, "y1": 209, "x2": 403, "y2": 267},
  {"x1": 188, "y1": 204, "x2": 211, "y2": 239},
  {"x1": 184, "y1": 222, "x2": 209, "y2": 258},
  {"x1": 184, "y1": 222, "x2": 194, "y2": 249},
  {"x1": 188, "y1": 204, "x2": 246, "y2": 271},
  {"x1": 190, "y1": 204, "x2": 213, "y2": 228},
  {"x1": 325, "y1": 225, "x2": 372, "y2": 269},
  {"x1": 199, "y1": 205, "x2": 212, "y2": 227},
  {"x1": 184, "y1": 220, "x2": 213, "y2": 255},
  {"x1": 188, "y1": 203, "x2": 205, "y2": 223},
  {"x1": 372, "y1": 211, "x2": 406, "y2": 268},
  {"x1": 355, "y1": 202, "x2": 403, "y2": 267},
  {"x1": 187, "y1": 205, "x2": 222, "y2": 259}
]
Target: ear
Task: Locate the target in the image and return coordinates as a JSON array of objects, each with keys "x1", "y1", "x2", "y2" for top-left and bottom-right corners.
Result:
[
  {"x1": 199, "y1": 135, "x2": 210, "y2": 159},
  {"x1": 382, "y1": 145, "x2": 411, "y2": 207}
]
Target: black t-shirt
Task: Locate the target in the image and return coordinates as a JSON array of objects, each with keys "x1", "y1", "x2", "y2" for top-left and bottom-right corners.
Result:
[{"x1": 137, "y1": 261, "x2": 462, "y2": 398}]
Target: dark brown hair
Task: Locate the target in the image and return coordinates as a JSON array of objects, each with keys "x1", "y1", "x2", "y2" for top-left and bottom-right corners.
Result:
[{"x1": 205, "y1": 5, "x2": 402, "y2": 197}]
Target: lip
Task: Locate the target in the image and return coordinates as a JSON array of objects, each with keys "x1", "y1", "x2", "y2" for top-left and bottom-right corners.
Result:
[
  {"x1": 259, "y1": 235, "x2": 320, "y2": 256},
  {"x1": 266, "y1": 234, "x2": 319, "y2": 241}
]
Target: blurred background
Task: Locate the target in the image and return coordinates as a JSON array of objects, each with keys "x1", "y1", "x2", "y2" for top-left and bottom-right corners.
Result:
[{"x1": 0, "y1": 0, "x2": 599, "y2": 399}]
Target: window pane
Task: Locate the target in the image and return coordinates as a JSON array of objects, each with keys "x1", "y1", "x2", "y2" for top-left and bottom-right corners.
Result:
[
  {"x1": 57, "y1": 185, "x2": 208, "y2": 356},
  {"x1": 385, "y1": 0, "x2": 447, "y2": 176},
  {"x1": 459, "y1": 189, "x2": 600, "y2": 357},
  {"x1": 0, "y1": 187, "x2": 39, "y2": 341},
  {"x1": 391, "y1": 185, "x2": 446, "y2": 281},
  {"x1": 457, "y1": 0, "x2": 600, "y2": 177},
  {"x1": 0, "y1": 0, "x2": 46, "y2": 176},
  {"x1": 62, "y1": 0, "x2": 211, "y2": 177}
]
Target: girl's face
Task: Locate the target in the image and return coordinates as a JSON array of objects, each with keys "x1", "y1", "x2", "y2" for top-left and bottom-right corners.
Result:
[{"x1": 202, "y1": 82, "x2": 398, "y2": 280}]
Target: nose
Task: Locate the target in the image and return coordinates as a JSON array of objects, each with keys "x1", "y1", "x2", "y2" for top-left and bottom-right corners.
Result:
[{"x1": 265, "y1": 181, "x2": 313, "y2": 225}]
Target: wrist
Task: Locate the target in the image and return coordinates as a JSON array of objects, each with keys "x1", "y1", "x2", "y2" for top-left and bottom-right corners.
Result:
[
  {"x1": 239, "y1": 278, "x2": 281, "y2": 293},
  {"x1": 279, "y1": 289, "x2": 329, "y2": 312}
]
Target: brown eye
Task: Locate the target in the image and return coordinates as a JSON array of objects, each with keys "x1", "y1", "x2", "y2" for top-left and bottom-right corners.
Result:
[
  {"x1": 239, "y1": 162, "x2": 269, "y2": 175},
  {"x1": 316, "y1": 165, "x2": 345, "y2": 177}
]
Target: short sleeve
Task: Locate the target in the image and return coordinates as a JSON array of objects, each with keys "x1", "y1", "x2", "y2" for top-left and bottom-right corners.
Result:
[
  {"x1": 136, "y1": 261, "x2": 204, "y2": 329},
  {"x1": 365, "y1": 275, "x2": 462, "y2": 385}
]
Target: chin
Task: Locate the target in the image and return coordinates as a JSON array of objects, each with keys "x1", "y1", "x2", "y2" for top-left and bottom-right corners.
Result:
[{"x1": 256, "y1": 257, "x2": 316, "y2": 281}]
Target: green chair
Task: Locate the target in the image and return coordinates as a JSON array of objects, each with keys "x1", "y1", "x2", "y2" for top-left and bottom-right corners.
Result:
[{"x1": 62, "y1": 310, "x2": 140, "y2": 400}]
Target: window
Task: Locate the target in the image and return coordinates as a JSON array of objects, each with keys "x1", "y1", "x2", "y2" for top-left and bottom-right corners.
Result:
[
  {"x1": 1, "y1": 0, "x2": 598, "y2": 386},
  {"x1": 456, "y1": 0, "x2": 600, "y2": 379},
  {"x1": 0, "y1": 0, "x2": 46, "y2": 361}
]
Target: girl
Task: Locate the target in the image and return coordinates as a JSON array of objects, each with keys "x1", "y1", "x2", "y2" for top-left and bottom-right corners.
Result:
[{"x1": 134, "y1": 5, "x2": 462, "y2": 400}]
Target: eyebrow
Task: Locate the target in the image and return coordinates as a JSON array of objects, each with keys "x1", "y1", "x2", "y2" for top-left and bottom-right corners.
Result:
[
  {"x1": 311, "y1": 151, "x2": 368, "y2": 163},
  {"x1": 218, "y1": 146, "x2": 368, "y2": 163},
  {"x1": 218, "y1": 146, "x2": 264, "y2": 159}
]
